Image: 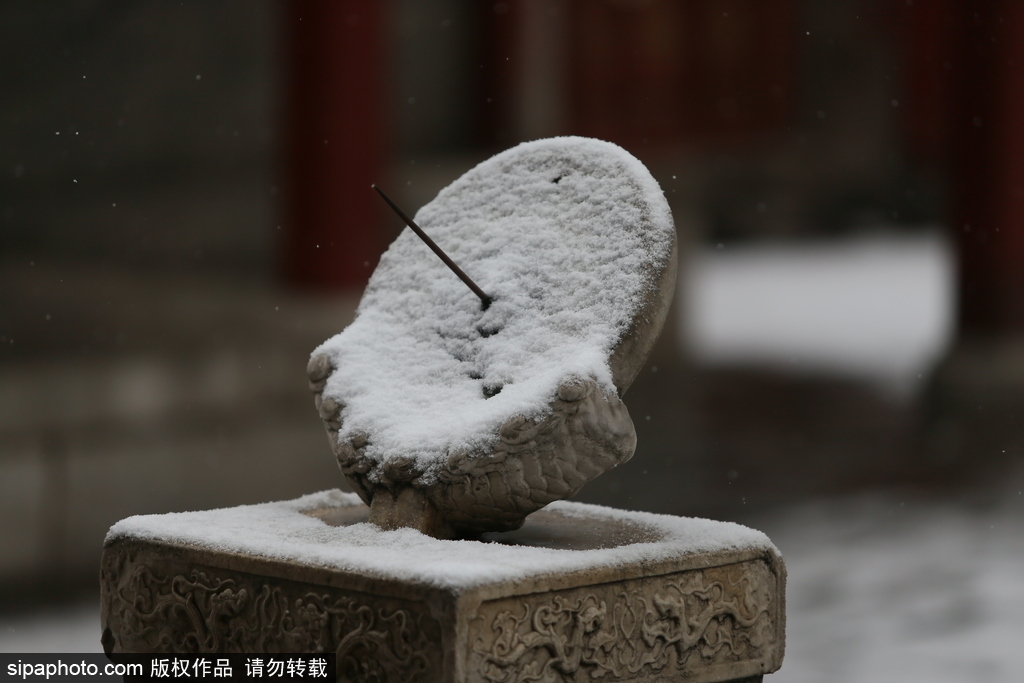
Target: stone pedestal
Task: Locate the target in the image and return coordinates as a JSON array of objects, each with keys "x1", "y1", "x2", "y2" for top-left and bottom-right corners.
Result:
[{"x1": 101, "y1": 491, "x2": 785, "y2": 682}]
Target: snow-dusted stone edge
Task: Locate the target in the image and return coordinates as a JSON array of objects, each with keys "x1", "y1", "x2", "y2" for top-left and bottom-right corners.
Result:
[{"x1": 106, "y1": 489, "x2": 777, "y2": 591}]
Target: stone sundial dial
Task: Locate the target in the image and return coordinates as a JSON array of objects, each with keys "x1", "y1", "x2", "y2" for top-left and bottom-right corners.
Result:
[
  {"x1": 101, "y1": 137, "x2": 785, "y2": 682},
  {"x1": 307, "y1": 136, "x2": 678, "y2": 539}
]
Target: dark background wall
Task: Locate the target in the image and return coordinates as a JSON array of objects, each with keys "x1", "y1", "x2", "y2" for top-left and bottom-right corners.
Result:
[{"x1": 2, "y1": 0, "x2": 1022, "y2": 609}]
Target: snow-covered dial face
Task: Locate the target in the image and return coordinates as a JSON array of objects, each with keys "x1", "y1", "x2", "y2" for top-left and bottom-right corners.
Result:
[{"x1": 309, "y1": 137, "x2": 675, "y2": 536}]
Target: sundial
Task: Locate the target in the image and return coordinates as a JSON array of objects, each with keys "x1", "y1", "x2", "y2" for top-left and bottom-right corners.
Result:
[
  {"x1": 101, "y1": 137, "x2": 785, "y2": 683},
  {"x1": 307, "y1": 136, "x2": 678, "y2": 538}
]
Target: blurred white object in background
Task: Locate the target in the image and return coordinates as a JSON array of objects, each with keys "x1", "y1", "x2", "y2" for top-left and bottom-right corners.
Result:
[{"x1": 683, "y1": 231, "x2": 956, "y2": 396}]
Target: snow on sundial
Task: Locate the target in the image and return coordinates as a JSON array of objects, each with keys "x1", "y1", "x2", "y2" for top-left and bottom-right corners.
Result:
[{"x1": 309, "y1": 137, "x2": 676, "y2": 537}]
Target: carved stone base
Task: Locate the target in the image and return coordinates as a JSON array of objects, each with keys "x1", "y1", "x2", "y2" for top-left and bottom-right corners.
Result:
[{"x1": 101, "y1": 493, "x2": 785, "y2": 683}]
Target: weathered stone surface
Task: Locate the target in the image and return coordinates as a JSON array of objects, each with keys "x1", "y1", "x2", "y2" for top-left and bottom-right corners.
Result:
[
  {"x1": 101, "y1": 498, "x2": 784, "y2": 683},
  {"x1": 466, "y1": 560, "x2": 778, "y2": 683},
  {"x1": 317, "y1": 376, "x2": 640, "y2": 539},
  {"x1": 101, "y1": 542, "x2": 444, "y2": 679}
]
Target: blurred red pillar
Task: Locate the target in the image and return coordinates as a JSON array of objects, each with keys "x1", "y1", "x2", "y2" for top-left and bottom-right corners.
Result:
[
  {"x1": 904, "y1": 0, "x2": 1024, "y2": 334},
  {"x1": 950, "y1": 0, "x2": 1024, "y2": 333},
  {"x1": 282, "y1": 1, "x2": 386, "y2": 291}
]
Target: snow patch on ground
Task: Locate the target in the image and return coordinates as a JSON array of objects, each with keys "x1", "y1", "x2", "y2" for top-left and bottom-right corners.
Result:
[{"x1": 764, "y1": 486, "x2": 1024, "y2": 683}]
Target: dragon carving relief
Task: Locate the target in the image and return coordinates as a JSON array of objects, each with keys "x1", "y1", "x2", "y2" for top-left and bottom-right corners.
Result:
[
  {"x1": 469, "y1": 562, "x2": 777, "y2": 683},
  {"x1": 101, "y1": 550, "x2": 438, "y2": 682},
  {"x1": 311, "y1": 371, "x2": 637, "y2": 537}
]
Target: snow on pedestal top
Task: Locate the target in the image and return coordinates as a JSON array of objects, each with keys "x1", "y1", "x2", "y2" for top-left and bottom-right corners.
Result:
[
  {"x1": 313, "y1": 137, "x2": 674, "y2": 477},
  {"x1": 106, "y1": 490, "x2": 775, "y2": 590}
]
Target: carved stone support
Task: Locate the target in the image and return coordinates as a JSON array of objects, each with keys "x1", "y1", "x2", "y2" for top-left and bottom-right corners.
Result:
[{"x1": 101, "y1": 497, "x2": 784, "y2": 683}]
